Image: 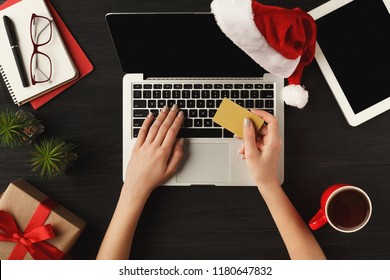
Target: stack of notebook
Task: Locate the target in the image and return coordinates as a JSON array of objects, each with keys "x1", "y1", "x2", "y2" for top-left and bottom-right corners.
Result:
[{"x1": 0, "y1": 0, "x2": 93, "y2": 109}]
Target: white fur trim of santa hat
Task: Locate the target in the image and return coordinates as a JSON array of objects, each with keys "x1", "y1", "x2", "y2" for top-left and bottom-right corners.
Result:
[{"x1": 210, "y1": 0, "x2": 300, "y2": 78}]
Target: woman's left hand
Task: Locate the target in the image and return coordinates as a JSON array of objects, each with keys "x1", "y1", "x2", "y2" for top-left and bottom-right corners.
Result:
[{"x1": 124, "y1": 105, "x2": 184, "y2": 198}]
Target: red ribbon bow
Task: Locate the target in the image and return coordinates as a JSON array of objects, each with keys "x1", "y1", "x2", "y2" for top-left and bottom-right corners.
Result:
[{"x1": 0, "y1": 198, "x2": 65, "y2": 260}]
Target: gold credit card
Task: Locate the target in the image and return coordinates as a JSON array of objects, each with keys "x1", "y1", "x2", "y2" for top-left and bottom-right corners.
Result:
[{"x1": 213, "y1": 98, "x2": 264, "y2": 138}]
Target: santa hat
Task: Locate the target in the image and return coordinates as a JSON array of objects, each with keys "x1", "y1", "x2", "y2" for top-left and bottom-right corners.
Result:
[{"x1": 211, "y1": 0, "x2": 317, "y2": 109}]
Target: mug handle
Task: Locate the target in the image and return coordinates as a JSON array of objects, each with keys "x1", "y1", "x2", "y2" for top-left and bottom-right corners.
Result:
[{"x1": 309, "y1": 209, "x2": 328, "y2": 230}]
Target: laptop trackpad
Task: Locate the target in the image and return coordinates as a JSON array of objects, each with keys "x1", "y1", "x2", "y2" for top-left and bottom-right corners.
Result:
[{"x1": 176, "y1": 143, "x2": 230, "y2": 184}]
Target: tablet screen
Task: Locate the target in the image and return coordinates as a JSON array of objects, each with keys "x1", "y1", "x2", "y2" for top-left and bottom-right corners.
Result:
[{"x1": 316, "y1": 0, "x2": 390, "y2": 114}]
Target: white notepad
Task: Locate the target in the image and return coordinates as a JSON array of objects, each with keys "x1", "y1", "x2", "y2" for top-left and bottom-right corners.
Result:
[{"x1": 0, "y1": 0, "x2": 78, "y2": 105}]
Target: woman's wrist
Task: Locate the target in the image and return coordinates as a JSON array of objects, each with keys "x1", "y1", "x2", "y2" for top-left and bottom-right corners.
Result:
[
  {"x1": 256, "y1": 179, "x2": 282, "y2": 196},
  {"x1": 121, "y1": 182, "x2": 152, "y2": 207}
]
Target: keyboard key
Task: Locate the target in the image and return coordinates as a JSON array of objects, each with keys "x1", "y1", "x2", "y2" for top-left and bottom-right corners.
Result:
[
  {"x1": 158, "y1": 100, "x2": 166, "y2": 108},
  {"x1": 231, "y1": 90, "x2": 239, "y2": 98},
  {"x1": 148, "y1": 100, "x2": 157, "y2": 108},
  {"x1": 184, "y1": 84, "x2": 193, "y2": 89},
  {"x1": 153, "y1": 84, "x2": 162, "y2": 89},
  {"x1": 209, "y1": 109, "x2": 217, "y2": 118},
  {"x1": 204, "y1": 119, "x2": 213, "y2": 127},
  {"x1": 181, "y1": 109, "x2": 189, "y2": 118},
  {"x1": 187, "y1": 100, "x2": 195, "y2": 108},
  {"x1": 196, "y1": 100, "x2": 205, "y2": 108},
  {"x1": 255, "y1": 84, "x2": 264, "y2": 89},
  {"x1": 223, "y1": 129, "x2": 234, "y2": 138},
  {"x1": 224, "y1": 84, "x2": 233, "y2": 89},
  {"x1": 204, "y1": 84, "x2": 212, "y2": 89},
  {"x1": 245, "y1": 100, "x2": 254, "y2": 108},
  {"x1": 162, "y1": 90, "x2": 171, "y2": 98},
  {"x1": 236, "y1": 100, "x2": 244, "y2": 107},
  {"x1": 133, "y1": 119, "x2": 144, "y2": 127},
  {"x1": 201, "y1": 90, "x2": 210, "y2": 98},
  {"x1": 260, "y1": 90, "x2": 274, "y2": 98},
  {"x1": 133, "y1": 84, "x2": 142, "y2": 89},
  {"x1": 143, "y1": 90, "x2": 152, "y2": 98},
  {"x1": 234, "y1": 84, "x2": 243, "y2": 89},
  {"x1": 244, "y1": 84, "x2": 254, "y2": 89},
  {"x1": 211, "y1": 90, "x2": 220, "y2": 98},
  {"x1": 174, "y1": 84, "x2": 182, "y2": 89},
  {"x1": 194, "y1": 119, "x2": 203, "y2": 127},
  {"x1": 199, "y1": 110, "x2": 208, "y2": 117},
  {"x1": 206, "y1": 100, "x2": 215, "y2": 108},
  {"x1": 163, "y1": 84, "x2": 172, "y2": 89},
  {"x1": 214, "y1": 84, "x2": 223, "y2": 89},
  {"x1": 144, "y1": 84, "x2": 152, "y2": 89},
  {"x1": 183, "y1": 119, "x2": 193, "y2": 128},
  {"x1": 192, "y1": 90, "x2": 201, "y2": 98},
  {"x1": 133, "y1": 90, "x2": 142, "y2": 98},
  {"x1": 172, "y1": 90, "x2": 181, "y2": 98},
  {"x1": 178, "y1": 128, "x2": 222, "y2": 138},
  {"x1": 255, "y1": 100, "x2": 264, "y2": 108},
  {"x1": 177, "y1": 100, "x2": 186, "y2": 109},
  {"x1": 194, "y1": 84, "x2": 203, "y2": 89},
  {"x1": 134, "y1": 100, "x2": 146, "y2": 108},
  {"x1": 133, "y1": 129, "x2": 140, "y2": 137},
  {"x1": 265, "y1": 84, "x2": 274, "y2": 89},
  {"x1": 182, "y1": 90, "x2": 191, "y2": 98},
  {"x1": 250, "y1": 90, "x2": 259, "y2": 98},
  {"x1": 241, "y1": 90, "x2": 249, "y2": 98},
  {"x1": 189, "y1": 109, "x2": 198, "y2": 118},
  {"x1": 153, "y1": 90, "x2": 161, "y2": 98},
  {"x1": 265, "y1": 100, "x2": 274, "y2": 108},
  {"x1": 221, "y1": 90, "x2": 230, "y2": 98},
  {"x1": 133, "y1": 109, "x2": 149, "y2": 117}
]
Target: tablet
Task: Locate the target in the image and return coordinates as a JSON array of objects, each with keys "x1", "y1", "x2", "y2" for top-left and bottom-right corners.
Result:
[{"x1": 309, "y1": 0, "x2": 390, "y2": 126}]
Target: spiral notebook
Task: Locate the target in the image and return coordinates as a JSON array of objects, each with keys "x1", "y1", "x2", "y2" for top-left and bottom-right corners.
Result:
[{"x1": 0, "y1": 0, "x2": 78, "y2": 105}]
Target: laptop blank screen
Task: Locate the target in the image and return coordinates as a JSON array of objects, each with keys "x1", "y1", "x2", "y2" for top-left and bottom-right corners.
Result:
[{"x1": 106, "y1": 13, "x2": 265, "y2": 78}]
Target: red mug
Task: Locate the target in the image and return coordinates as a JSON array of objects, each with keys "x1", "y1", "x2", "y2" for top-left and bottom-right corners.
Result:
[{"x1": 309, "y1": 184, "x2": 372, "y2": 233}]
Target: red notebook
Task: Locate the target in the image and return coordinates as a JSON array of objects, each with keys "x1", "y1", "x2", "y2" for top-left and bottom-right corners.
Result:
[{"x1": 0, "y1": 0, "x2": 93, "y2": 109}]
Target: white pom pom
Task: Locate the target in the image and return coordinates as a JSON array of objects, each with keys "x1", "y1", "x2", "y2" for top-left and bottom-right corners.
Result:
[{"x1": 282, "y1": 85, "x2": 308, "y2": 109}]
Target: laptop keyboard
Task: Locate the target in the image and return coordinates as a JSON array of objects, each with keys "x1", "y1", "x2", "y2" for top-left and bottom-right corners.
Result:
[{"x1": 132, "y1": 81, "x2": 275, "y2": 138}]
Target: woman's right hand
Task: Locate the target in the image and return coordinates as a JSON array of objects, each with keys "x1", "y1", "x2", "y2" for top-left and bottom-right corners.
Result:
[{"x1": 240, "y1": 110, "x2": 282, "y2": 188}]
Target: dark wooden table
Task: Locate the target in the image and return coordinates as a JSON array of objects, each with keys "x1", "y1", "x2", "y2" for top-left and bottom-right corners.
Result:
[{"x1": 1, "y1": 0, "x2": 389, "y2": 260}]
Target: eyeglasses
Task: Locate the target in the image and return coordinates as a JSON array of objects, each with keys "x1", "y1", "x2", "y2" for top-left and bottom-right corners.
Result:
[{"x1": 30, "y1": 13, "x2": 53, "y2": 85}]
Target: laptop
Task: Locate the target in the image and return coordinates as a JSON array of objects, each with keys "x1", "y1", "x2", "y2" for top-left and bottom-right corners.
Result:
[
  {"x1": 105, "y1": 12, "x2": 284, "y2": 186},
  {"x1": 309, "y1": 0, "x2": 390, "y2": 126}
]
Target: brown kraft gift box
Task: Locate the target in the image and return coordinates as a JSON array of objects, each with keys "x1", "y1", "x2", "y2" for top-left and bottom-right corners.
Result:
[{"x1": 0, "y1": 179, "x2": 86, "y2": 260}]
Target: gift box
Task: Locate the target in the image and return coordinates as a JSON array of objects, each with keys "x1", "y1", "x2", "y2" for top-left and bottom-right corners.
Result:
[{"x1": 0, "y1": 179, "x2": 86, "y2": 260}]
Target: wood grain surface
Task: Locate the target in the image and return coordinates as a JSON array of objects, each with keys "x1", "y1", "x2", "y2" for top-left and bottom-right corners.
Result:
[{"x1": 1, "y1": 0, "x2": 389, "y2": 260}]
